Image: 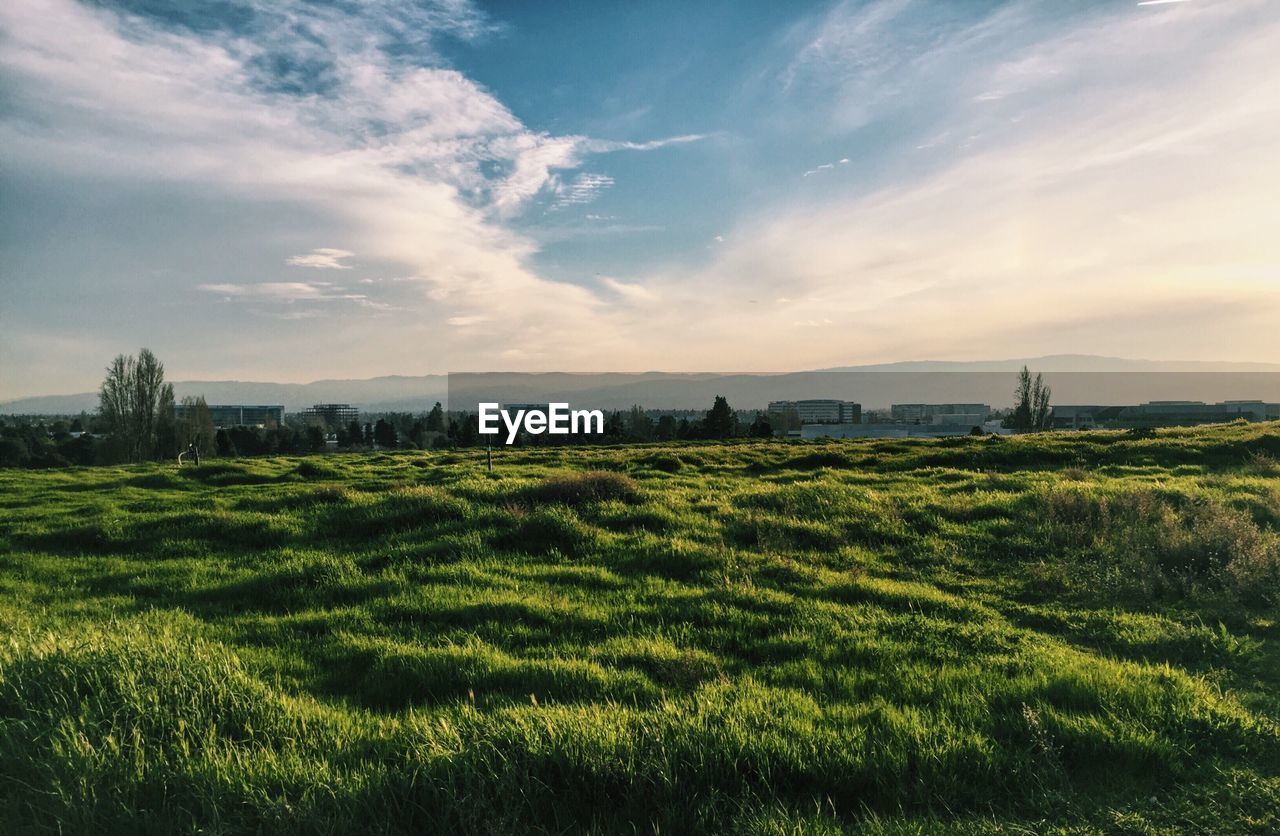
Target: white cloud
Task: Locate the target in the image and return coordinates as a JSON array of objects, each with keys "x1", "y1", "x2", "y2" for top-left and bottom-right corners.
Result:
[
  {"x1": 612, "y1": 0, "x2": 1280, "y2": 370},
  {"x1": 555, "y1": 172, "x2": 616, "y2": 207},
  {"x1": 0, "y1": 0, "x2": 706, "y2": 381},
  {"x1": 198, "y1": 281, "x2": 366, "y2": 302},
  {"x1": 1, "y1": 0, "x2": 1275, "y2": 392},
  {"x1": 600, "y1": 277, "x2": 658, "y2": 304},
  {"x1": 579, "y1": 134, "x2": 709, "y2": 153},
  {"x1": 286, "y1": 248, "x2": 355, "y2": 269}
]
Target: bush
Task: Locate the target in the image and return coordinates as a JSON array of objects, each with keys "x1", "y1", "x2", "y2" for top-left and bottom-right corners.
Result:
[
  {"x1": 526, "y1": 471, "x2": 640, "y2": 505},
  {"x1": 640, "y1": 453, "x2": 684, "y2": 473},
  {"x1": 295, "y1": 459, "x2": 341, "y2": 480},
  {"x1": 1038, "y1": 487, "x2": 1280, "y2": 605}
]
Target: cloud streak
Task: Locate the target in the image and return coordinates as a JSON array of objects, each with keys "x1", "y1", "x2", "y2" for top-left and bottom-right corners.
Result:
[{"x1": 286, "y1": 249, "x2": 355, "y2": 270}]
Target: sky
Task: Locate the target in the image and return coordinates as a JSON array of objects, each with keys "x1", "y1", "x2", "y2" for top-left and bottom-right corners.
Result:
[{"x1": 1, "y1": 0, "x2": 1279, "y2": 398}]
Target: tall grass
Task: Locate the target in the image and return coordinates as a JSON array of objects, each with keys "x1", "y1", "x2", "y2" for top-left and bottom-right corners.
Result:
[{"x1": 1, "y1": 423, "x2": 1279, "y2": 832}]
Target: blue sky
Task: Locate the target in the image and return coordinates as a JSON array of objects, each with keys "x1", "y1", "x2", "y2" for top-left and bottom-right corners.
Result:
[{"x1": 1, "y1": 0, "x2": 1278, "y2": 398}]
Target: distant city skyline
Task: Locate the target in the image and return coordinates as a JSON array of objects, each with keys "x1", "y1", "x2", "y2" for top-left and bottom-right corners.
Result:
[{"x1": 3, "y1": 0, "x2": 1279, "y2": 400}]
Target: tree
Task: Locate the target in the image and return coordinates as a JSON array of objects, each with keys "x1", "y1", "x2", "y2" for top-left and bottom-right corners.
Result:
[
  {"x1": 373, "y1": 418, "x2": 398, "y2": 449},
  {"x1": 655, "y1": 414, "x2": 677, "y2": 441},
  {"x1": 0, "y1": 437, "x2": 30, "y2": 468},
  {"x1": 748, "y1": 412, "x2": 773, "y2": 438},
  {"x1": 99, "y1": 354, "x2": 129, "y2": 453},
  {"x1": 156, "y1": 381, "x2": 176, "y2": 457},
  {"x1": 452, "y1": 413, "x2": 478, "y2": 446},
  {"x1": 604, "y1": 411, "x2": 625, "y2": 438},
  {"x1": 306, "y1": 425, "x2": 327, "y2": 453},
  {"x1": 703, "y1": 395, "x2": 736, "y2": 439},
  {"x1": 176, "y1": 396, "x2": 216, "y2": 458},
  {"x1": 1010, "y1": 366, "x2": 1053, "y2": 432},
  {"x1": 425, "y1": 402, "x2": 445, "y2": 433},
  {"x1": 59, "y1": 432, "x2": 97, "y2": 466},
  {"x1": 626, "y1": 405, "x2": 654, "y2": 441},
  {"x1": 98, "y1": 348, "x2": 173, "y2": 460}
]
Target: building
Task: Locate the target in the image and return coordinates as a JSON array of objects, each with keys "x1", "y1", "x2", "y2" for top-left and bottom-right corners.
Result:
[
  {"x1": 890, "y1": 404, "x2": 991, "y2": 425},
  {"x1": 175, "y1": 403, "x2": 282, "y2": 428},
  {"x1": 1052, "y1": 400, "x2": 1280, "y2": 430},
  {"x1": 768, "y1": 399, "x2": 861, "y2": 425},
  {"x1": 298, "y1": 403, "x2": 359, "y2": 430}
]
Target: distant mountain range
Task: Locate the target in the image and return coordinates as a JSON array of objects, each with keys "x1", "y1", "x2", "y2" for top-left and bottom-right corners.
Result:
[
  {"x1": 4, "y1": 355, "x2": 1280, "y2": 415},
  {"x1": 817, "y1": 354, "x2": 1280, "y2": 373},
  {"x1": 0, "y1": 376, "x2": 448, "y2": 416}
]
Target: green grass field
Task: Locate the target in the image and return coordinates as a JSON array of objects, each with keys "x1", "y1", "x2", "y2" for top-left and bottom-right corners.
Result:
[{"x1": 2, "y1": 424, "x2": 1279, "y2": 833}]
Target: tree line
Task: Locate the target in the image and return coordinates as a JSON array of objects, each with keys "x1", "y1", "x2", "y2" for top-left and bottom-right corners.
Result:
[{"x1": 0, "y1": 349, "x2": 1057, "y2": 469}]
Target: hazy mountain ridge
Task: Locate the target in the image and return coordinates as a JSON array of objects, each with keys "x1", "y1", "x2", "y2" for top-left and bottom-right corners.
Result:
[
  {"x1": 0, "y1": 376, "x2": 448, "y2": 415},
  {"x1": 6, "y1": 356, "x2": 1280, "y2": 415},
  {"x1": 818, "y1": 354, "x2": 1280, "y2": 373}
]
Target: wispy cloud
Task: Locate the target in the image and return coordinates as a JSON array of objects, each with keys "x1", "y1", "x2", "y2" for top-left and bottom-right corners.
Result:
[
  {"x1": 617, "y1": 0, "x2": 1280, "y2": 370},
  {"x1": 1, "y1": 0, "x2": 1275, "y2": 393},
  {"x1": 0, "y1": 0, "x2": 699, "y2": 379},
  {"x1": 198, "y1": 282, "x2": 358, "y2": 301},
  {"x1": 802, "y1": 158, "x2": 850, "y2": 177},
  {"x1": 580, "y1": 134, "x2": 709, "y2": 153},
  {"x1": 286, "y1": 248, "x2": 355, "y2": 270},
  {"x1": 554, "y1": 172, "x2": 615, "y2": 207}
]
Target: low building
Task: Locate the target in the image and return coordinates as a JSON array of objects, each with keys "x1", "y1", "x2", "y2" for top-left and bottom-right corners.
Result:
[
  {"x1": 1052, "y1": 400, "x2": 1280, "y2": 430},
  {"x1": 768, "y1": 399, "x2": 861, "y2": 425},
  {"x1": 175, "y1": 403, "x2": 282, "y2": 428},
  {"x1": 890, "y1": 403, "x2": 991, "y2": 424},
  {"x1": 298, "y1": 403, "x2": 359, "y2": 429}
]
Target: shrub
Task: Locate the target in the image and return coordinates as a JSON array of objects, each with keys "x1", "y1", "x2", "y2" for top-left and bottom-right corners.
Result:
[
  {"x1": 295, "y1": 459, "x2": 341, "y2": 480},
  {"x1": 526, "y1": 471, "x2": 640, "y2": 505},
  {"x1": 783, "y1": 451, "x2": 857, "y2": 470},
  {"x1": 1038, "y1": 487, "x2": 1280, "y2": 605},
  {"x1": 640, "y1": 453, "x2": 684, "y2": 473}
]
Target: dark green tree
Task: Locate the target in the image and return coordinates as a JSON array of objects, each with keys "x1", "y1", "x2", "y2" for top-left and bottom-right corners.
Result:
[
  {"x1": 704, "y1": 395, "x2": 736, "y2": 439},
  {"x1": 425, "y1": 402, "x2": 445, "y2": 432},
  {"x1": 626, "y1": 405, "x2": 654, "y2": 441},
  {"x1": 373, "y1": 418, "x2": 398, "y2": 449},
  {"x1": 748, "y1": 412, "x2": 773, "y2": 438},
  {"x1": 341, "y1": 420, "x2": 363, "y2": 447}
]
